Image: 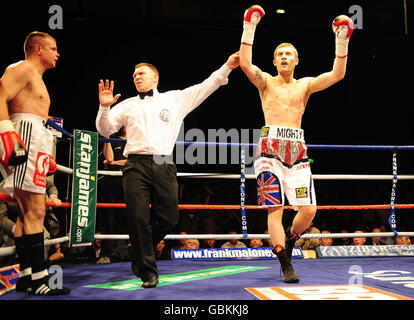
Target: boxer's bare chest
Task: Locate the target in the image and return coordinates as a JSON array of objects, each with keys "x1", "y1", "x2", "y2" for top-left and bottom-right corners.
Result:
[
  {"x1": 261, "y1": 78, "x2": 310, "y2": 127},
  {"x1": 8, "y1": 72, "x2": 50, "y2": 119}
]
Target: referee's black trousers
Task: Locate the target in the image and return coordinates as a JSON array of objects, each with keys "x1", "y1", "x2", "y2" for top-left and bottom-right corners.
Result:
[{"x1": 122, "y1": 155, "x2": 179, "y2": 280}]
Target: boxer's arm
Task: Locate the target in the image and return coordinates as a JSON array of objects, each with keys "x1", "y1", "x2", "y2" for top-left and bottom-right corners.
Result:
[
  {"x1": 307, "y1": 57, "x2": 347, "y2": 94},
  {"x1": 0, "y1": 63, "x2": 30, "y2": 166},
  {"x1": 308, "y1": 15, "x2": 353, "y2": 94},
  {"x1": 0, "y1": 62, "x2": 31, "y2": 118},
  {"x1": 240, "y1": 45, "x2": 268, "y2": 91},
  {"x1": 240, "y1": 5, "x2": 267, "y2": 91}
]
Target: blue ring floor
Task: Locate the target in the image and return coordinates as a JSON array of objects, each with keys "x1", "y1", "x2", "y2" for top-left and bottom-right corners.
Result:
[{"x1": 2, "y1": 257, "x2": 414, "y2": 300}]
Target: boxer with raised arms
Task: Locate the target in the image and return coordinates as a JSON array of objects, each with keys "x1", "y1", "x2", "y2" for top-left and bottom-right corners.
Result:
[
  {"x1": 0, "y1": 31, "x2": 69, "y2": 295},
  {"x1": 239, "y1": 5, "x2": 354, "y2": 282}
]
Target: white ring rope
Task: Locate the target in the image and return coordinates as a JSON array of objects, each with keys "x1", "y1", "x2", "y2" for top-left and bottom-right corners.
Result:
[
  {"x1": 0, "y1": 236, "x2": 69, "y2": 257},
  {"x1": 1, "y1": 233, "x2": 413, "y2": 258},
  {"x1": 95, "y1": 232, "x2": 414, "y2": 240}
]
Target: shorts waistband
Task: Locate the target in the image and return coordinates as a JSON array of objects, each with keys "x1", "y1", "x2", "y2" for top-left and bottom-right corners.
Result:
[
  {"x1": 10, "y1": 113, "x2": 48, "y2": 127},
  {"x1": 260, "y1": 126, "x2": 305, "y2": 142}
]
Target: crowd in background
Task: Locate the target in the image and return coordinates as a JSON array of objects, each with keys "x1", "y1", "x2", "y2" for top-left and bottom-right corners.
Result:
[{"x1": 1, "y1": 174, "x2": 413, "y2": 267}]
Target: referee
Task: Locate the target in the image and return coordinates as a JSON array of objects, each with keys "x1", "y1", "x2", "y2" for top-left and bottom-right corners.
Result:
[{"x1": 96, "y1": 52, "x2": 239, "y2": 288}]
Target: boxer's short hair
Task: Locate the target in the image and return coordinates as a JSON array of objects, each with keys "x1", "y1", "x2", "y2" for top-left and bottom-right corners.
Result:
[
  {"x1": 24, "y1": 31, "x2": 56, "y2": 57},
  {"x1": 274, "y1": 43, "x2": 298, "y2": 59}
]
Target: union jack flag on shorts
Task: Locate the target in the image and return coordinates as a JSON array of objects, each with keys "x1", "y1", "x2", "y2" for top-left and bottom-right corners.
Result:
[{"x1": 257, "y1": 171, "x2": 282, "y2": 207}]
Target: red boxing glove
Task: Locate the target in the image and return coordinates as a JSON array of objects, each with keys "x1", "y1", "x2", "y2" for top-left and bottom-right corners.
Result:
[
  {"x1": 332, "y1": 15, "x2": 354, "y2": 58},
  {"x1": 244, "y1": 5, "x2": 265, "y2": 24},
  {"x1": 332, "y1": 15, "x2": 354, "y2": 38},
  {"x1": 0, "y1": 120, "x2": 28, "y2": 166},
  {"x1": 241, "y1": 5, "x2": 265, "y2": 46},
  {"x1": 47, "y1": 155, "x2": 57, "y2": 175}
]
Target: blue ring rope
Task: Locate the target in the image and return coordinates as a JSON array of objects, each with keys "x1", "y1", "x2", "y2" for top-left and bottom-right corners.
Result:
[
  {"x1": 46, "y1": 122, "x2": 414, "y2": 151},
  {"x1": 47, "y1": 118, "x2": 73, "y2": 138}
]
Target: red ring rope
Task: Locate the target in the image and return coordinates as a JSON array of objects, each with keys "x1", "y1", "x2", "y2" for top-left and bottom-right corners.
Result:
[{"x1": 1, "y1": 192, "x2": 413, "y2": 211}]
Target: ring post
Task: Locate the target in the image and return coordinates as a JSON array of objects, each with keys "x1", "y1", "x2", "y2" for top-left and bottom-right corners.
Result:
[
  {"x1": 389, "y1": 149, "x2": 398, "y2": 236},
  {"x1": 69, "y1": 129, "x2": 98, "y2": 247},
  {"x1": 240, "y1": 148, "x2": 248, "y2": 238}
]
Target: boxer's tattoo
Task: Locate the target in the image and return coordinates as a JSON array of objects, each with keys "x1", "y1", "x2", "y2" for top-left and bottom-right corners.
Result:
[{"x1": 254, "y1": 69, "x2": 263, "y2": 81}]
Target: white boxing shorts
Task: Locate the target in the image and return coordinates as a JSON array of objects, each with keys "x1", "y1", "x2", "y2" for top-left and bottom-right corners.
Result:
[
  {"x1": 3, "y1": 113, "x2": 53, "y2": 196},
  {"x1": 254, "y1": 126, "x2": 316, "y2": 210}
]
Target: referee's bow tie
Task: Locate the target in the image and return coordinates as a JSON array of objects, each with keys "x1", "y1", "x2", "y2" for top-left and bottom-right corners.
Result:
[{"x1": 138, "y1": 90, "x2": 154, "y2": 99}]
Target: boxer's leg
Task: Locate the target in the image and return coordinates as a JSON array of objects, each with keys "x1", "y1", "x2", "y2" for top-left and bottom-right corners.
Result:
[
  {"x1": 267, "y1": 206, "x2": 284, "y2": 247},
  {"x1": 14, "y1": 189, "x2": 70, "y2": 295},
  {"x1": 284, "y1": 162, "x2": 317, "y2": 262},
  {"x1": 291, "y1": 205, "x2": 317, "y2": 236},
  {"x1": 256, "y1": 170, "x2": 299, "y2": 283},
  {"x1": 14, "y1": 217, "x2": 31, "y2": 292},
  {"x1": 268, "y1": 206, "x2": 299, "y2": 283}
]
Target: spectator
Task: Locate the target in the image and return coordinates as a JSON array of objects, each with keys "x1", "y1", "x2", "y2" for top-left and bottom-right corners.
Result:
[
  {"x1": 319, "y1": 229, "x2": 334, "y2": 247},
  {"x1": 155, "y1": 240, "x2": 170, "y2": 260},
  {"x1": 370, "y1": 227, "x2": 388, "y2": 246},
  {"x1": 294, "y1": 222, "x2": 320, "y2": 250},
  {"x1": 93, "y1": 234, "x2": 111, "y2": 264},
  {"x1": 171, "y1": 231, "x2": 187, "y2": 250},
  {"x1": 379, "y1": 224, "x2": 395, "y2": 245},
  {"x1": 103, "y1": 126, "x2": 127, "y2": 168},
  {"x1": 221, "y1": 231, "x2": 246, "y2": 249},
  {"x1": 185, "y1": 239, "x2": 200, "y2": 249},
  {"x1": 249, "y1": 238, "x2": 263, "y2": 248},
  {"x1": 352, "y1": 229, "x2": 367, "y2": 246},
  {"x1": 396, "y1": 236, "x2": 411, "y2": 245},
  {"x1": 201, "y1": 237, "x2": 216, "y2": 249},
  {"x1": 336, "y1": 229, "x2": 352, "y2": 246},
  {"x1": 69, "y1": 233, "x2": 110, "y2": 264}
]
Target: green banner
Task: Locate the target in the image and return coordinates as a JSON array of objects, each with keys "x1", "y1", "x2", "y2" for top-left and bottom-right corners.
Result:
[
  {"x1": 86, "y1": 266, "x2": 269, "y2": 291},
  {"x1": 69, "y1": 130, "x2": 98, "y2": 247}
]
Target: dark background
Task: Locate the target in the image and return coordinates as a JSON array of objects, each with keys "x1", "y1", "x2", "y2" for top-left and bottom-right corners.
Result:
[
  {"x1": 1, "y1": 1, "x2": 412, "y2": 154},
  {"x1": 0, "y1": 1, "x2": 412, "y2": 233}
]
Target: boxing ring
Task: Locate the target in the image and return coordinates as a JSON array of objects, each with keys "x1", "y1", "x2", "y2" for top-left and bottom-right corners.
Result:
[{"x1": 1, "y1": 119, "x2": 414, "y2": 301}]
